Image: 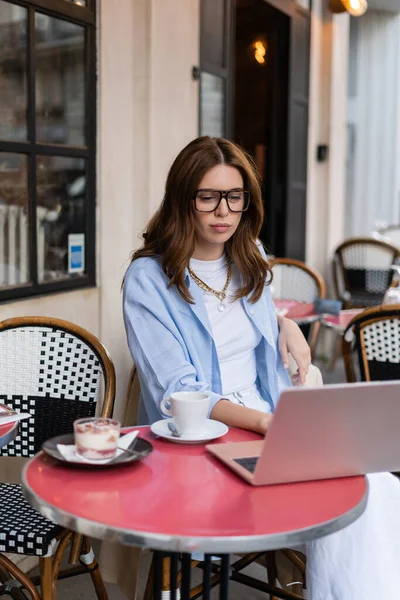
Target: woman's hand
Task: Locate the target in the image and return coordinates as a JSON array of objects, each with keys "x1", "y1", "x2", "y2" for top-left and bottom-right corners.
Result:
[
  {"x1": 258, "y1": 412, "x2": 273, "y2": 435},
  {"x1": 277, "y1": 315, "x2": 311, "y2": 385},
  {"x1": 210, "y1": 400, "x2": 273, "y2": 435}
]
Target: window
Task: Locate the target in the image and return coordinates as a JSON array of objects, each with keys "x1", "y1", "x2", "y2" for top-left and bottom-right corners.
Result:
[
  {"x1": 0, "y1": 0, "x2": 95, "y2": 301},
  {"x1": 199, "y1": 0, "x2": 233, "y2": 139}
]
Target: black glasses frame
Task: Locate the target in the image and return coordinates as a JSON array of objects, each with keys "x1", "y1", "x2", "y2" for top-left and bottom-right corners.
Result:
[{"x1": 193, "y1": 189, "x2": 250, "y2": 213}]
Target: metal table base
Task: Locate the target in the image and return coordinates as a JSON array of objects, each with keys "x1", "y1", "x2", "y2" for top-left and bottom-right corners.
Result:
[
  {"x1": 152, "y1": 552, "x2": 230, "y2": 600},
  {"x1": 151, "y1": 551, "x2": 305, "y2": 600}
]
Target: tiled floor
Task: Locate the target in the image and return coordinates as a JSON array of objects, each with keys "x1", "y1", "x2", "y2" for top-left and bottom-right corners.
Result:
[{"x1": 28, "y1": 357, "x2": 345, "y2": 600}]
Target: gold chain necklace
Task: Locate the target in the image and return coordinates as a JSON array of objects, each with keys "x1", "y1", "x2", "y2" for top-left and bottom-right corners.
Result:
[{"x1": 188, "y1": 257, "x2": 232, "y2": 310}]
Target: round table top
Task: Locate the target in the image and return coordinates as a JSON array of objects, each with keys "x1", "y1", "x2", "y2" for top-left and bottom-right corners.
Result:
[
  {"x1": 321, "y1": 309, "x2": 363, "y2": 333},
  {"x1": 0, "y1": 421, "x2": 18, "y2": 449},
  {"x1": 274, "y1": 300, "x2": 319, "y2": 325},
  {"x1": 22, "y1": 427, "x2": 368, "y2": 554}
]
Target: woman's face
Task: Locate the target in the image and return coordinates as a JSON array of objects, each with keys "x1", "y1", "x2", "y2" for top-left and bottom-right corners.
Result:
[{"x1": 192, "y1": 165, "x2": 244, "y2": 260}]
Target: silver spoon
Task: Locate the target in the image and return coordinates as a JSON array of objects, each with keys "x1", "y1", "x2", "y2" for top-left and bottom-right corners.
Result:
[
  {"x1": 109, "y1": 444, "x2": 142, "y2": 463},
  {"x1": 167, "y1": 421, "x2": 181, "y2": 438},
  {"x1": 116, "y1": 446, "x2": 141, "y2": 457}
]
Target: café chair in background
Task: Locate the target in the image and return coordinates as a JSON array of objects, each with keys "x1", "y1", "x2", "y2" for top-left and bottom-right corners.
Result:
[
  {"x1": 122, "y1": 364, "x2": 140, "y2": 427},
  {"x1": 271, "y1": 257, "x2": 326, "y2": 357},
  {"x1": 342, "y1": 304, "x2": 400, "y2": 383},
  {"x1": 332, "y1": 237, "x2": 400, "y2": 309}
]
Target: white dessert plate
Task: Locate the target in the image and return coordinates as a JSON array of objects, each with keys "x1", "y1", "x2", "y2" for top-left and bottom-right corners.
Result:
[
  {"x1": 42, "y1": 432, "x2": 153, "y2": 468},
  {"x1": 150, "y1": 418, "x2": 228, "y2": 444}
]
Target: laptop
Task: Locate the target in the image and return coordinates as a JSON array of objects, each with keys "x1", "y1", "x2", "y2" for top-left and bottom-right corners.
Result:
[{"x1": 206, "y1": 381, "x2": 400, "y2": 486}]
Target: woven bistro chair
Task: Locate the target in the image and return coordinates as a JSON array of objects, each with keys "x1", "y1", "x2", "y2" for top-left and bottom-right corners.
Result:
[
  {"x1": 342, "y1": 305, "x2": 400, "y2": 383},
  {"x1": 332, "y1": 237, "x2": 400, "y2": 309},
  {"x1": 271, "y1": 257, "x2": 326, "y2": 357},
  {"x1": 0, "y1": 316, "x2": 116, "y2": 600}
]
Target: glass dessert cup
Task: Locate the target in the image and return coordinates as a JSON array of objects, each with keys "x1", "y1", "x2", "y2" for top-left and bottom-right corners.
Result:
[{"x1": 74, "y1": 417, "x2": 120, "y2": 460}]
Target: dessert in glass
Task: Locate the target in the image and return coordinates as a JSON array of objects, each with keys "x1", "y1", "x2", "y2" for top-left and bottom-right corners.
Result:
[{"x1": 74, "y1": 417, "x2": 120, "y2": 460}]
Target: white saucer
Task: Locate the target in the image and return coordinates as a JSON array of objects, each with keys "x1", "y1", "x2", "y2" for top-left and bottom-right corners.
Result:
[{"x1": 150, "y1": 419, "x2": 228, "y2": 444}]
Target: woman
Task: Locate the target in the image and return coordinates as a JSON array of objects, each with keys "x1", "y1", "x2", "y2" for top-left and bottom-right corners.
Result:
[
  {"x1": 124, "y1": 136, "x2": 311, "y2": 429},
  {"x1": 123, "y1": 136, "x2": 400, "y2": 599}
]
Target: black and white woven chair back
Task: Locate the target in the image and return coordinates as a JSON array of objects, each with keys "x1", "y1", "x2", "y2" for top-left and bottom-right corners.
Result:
[
  {"x1": 272, "y1": 263, "x2": 320, "y2": 303},
  {"x1": 0, "y1": 324, "x2": 102, "y2": 457},
  {"x1": 345, "y1": 307, "x2": 400, "y2": 381},
  {"x1": 336, "y1": 239, "x2": 400, "y2": 307}
]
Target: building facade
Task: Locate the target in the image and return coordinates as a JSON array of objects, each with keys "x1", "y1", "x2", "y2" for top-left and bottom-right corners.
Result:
[{"x1": 0, "y1": 0, "x2": 376, "y2": 414}]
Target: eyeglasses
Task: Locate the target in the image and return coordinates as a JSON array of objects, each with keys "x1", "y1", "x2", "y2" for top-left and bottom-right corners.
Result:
[{"x1": 194, "y1": 189, "x2": 250, "y2": 213}]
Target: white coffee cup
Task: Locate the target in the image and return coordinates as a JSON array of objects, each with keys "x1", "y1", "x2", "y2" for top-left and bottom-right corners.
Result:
[{"x1": 160, "y1": 391, "x2": 210, "y2": 435}]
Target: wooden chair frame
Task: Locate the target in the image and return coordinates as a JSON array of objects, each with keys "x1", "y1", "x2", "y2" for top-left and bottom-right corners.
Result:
[
  {"x1": 0, "y1": 316, "x2": 116, "y2": 600},
  {"x1": 271, "y1": 257, "x2": 326, "y2": 357},
  {"x1": 272, "y1": 257, "x2": 327, "y2": 298},
  {"x1": 342, "y1": 304, "x2": 400, "y2": 383},
  {"x1": 332, "y1": 237, "x2": 400, "y2": 309}
]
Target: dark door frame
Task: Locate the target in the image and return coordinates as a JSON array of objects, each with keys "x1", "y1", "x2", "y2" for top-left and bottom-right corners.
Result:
[
  {"x1": 262, "y1": 0, "x2": 312, "y2": 259},
  {"x1": 263, "y1": 0, "x2": 311, "y2": 17}
]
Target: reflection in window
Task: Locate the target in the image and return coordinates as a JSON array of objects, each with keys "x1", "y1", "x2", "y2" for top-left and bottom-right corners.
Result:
[
  {"x1": 36, "y1": 156, "x2": 86, "y2": 282},
  {"x1": 0, "y1": 1, "x2": 94, "y2": 300},
  {"x1": 0, "y1": 2, "x2": 27, "y2": 141},
  {"x1": 35, "y1": 14, "x2": 85, "y2": 146},
  {"x1": 200, "y1": 72, "x2": 225, "y2": 138},
  {"x1": 0, "y1": 153, "x2": 29, "y2": 287}
]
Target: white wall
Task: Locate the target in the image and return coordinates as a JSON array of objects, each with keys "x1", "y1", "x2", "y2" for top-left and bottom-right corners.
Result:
[
  {"x1": 346, "y1": 10, "x2": 400, "y2": 237},
  {"x1": 98, "y1": 0, "x2": 139, "y2": 419},
  {"x1": 0, "y1": 288, "x2": 100, "y2": 332},
  {"x1": 306, "y1": 0, "x2": 350, "y2": 290},
  {"x1": 148, "y1": 0, "x2": 200, "y2": 212}
]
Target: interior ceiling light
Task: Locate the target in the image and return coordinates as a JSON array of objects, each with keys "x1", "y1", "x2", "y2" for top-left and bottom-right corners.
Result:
[
  {"x1": 253, "y1": 39, "x2": 267, "y2": 65},
  {"x1": 329, "y1": 0, "x2": 368, "y2": 17}
]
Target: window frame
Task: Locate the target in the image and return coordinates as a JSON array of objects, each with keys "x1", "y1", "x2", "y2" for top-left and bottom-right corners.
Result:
[
  {"x1": 199, "y1": 0, "x2": 233, "y2": 139},
  {"x1": 0, "y1": 0, "x2": 96, "y2": 302}
]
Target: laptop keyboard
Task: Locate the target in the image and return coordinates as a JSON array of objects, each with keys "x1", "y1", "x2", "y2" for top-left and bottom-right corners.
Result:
[{"x1": 234, "y1": 456, "x2": 259, "y2": 473}]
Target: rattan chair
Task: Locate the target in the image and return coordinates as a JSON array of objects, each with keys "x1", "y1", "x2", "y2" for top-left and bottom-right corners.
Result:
[
  {"x1": 332, "y1": 237, "x2": 400, "y2": 309},
  {"x1": 123, "y1": 364, "x2": 140, "y2": 427},
  {"x1": 271, "y1": 257, "x2": 326, "y2": 356},
  {"x1": 342, "y1": 305, "x2": 400, "y2": 383},
  {"x1": 0, "y1": 316, "x2": 116, "y2": 600}
]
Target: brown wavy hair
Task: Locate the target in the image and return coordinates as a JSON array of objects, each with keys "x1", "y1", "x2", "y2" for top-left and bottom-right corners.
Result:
[{"x1": 130, "y1": 136, "x2": 272, "y2": 303}]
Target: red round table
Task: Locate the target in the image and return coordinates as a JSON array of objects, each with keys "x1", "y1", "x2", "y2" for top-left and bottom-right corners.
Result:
[
  {"x1": 22, "y1": 427, "x2": 368, "y2": 599},
  {"x1": 274, "y1": 300, "x2": 320, "y2": 325},
  {"x1": 321, "y1": 309, "x2": 363, "y2": 333},
  {"x1": 0, "y1": 421, "x2": 18, "y2": 449}
]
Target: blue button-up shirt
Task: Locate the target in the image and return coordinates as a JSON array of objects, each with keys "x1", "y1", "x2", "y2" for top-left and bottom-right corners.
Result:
[{"x1": 123, "y1": 256, "x2": 291, "y2": 425}]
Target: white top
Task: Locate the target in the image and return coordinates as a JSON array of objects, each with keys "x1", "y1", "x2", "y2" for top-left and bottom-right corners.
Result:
[{"x1": 189, "y1": 256, "x2": 270, "y2": 413}]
